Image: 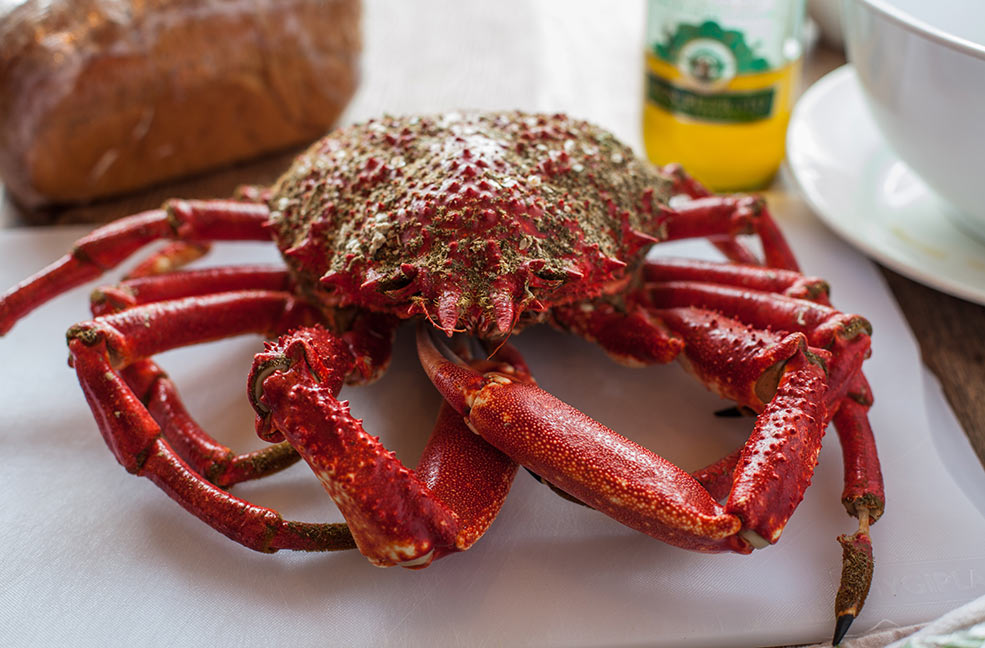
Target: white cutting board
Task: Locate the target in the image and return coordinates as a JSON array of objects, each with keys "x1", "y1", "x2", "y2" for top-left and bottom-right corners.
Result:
[
  {"x1": 1, "y1": 187, "x2": 984, "y2": 647},
  {"x1": 2, "y1": 2, "x2": 984, "y2": 646}
]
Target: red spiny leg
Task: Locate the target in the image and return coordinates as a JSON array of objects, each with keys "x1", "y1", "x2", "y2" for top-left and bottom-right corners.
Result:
[
  {"x1": 67, "y1": 291, "x2": 358, "y2": 553},
  {"x1": 125, "y1": 241, "x2": 213, "y2": 279},
  {"x1": 418, "y1": 325, "x2": 750, "y2": 554},
  {"x1": 645, "y1": 275, "x2": 873, "y2": 413},
  {"x1": 122, "y1": 360, "x2": 302, "y2": 488},
  {"x1": 663, "y1": 189, "x2": 797, "y2": 272},
  {"x1": 650, "y1": 305, "x2": 833, "y2": 545},
  {"x1": 644, "y1": 256, "x2": 876, "y2": 404},
  {"x1": 645, "y1": 281, "x2": 871, "y2": 353},
  {"x1": 644, "y1": 258, "x2": 829, "y2": 301},
  {"x1": 251, "y1": 325, "x2": 524, "y2": 567},
  {"x1": 662, "y1": 164, "x2": 799, "y2": 270},
  {"x1": 652, "y1": 307, "x2": 809, "y2": 410},
  {"x1": 644, "y1": 277, "x2": 880, "y2": 508},
  {"x1": 831, "y1": 378, "x2": 882, "y2": 519},
  {"x1": 641, "y1": 256, "x2": 882, "y2": 639},
  {"x1": 552, "y1": 295, "x2": 834, "y2": 546},
  {"x1": 794, "y1": 285, "x2": 882, "y2": 640},
  {"x1": 68, "y1": 290, "x2": 319, "y2": 370},
  {"x1": 89, "y1": 266, "x2": 303, "y2": 485},
  {"x1": 725, "y1": 350, "x2": 829, "y2": 545},
  {"x1": 550, "y1": 301, "x2": 683, "y2": 366},
  {"x1": 123, "y1": 186, "x2": 265, "y2": 279},
  {"x1": 830, "y1": 393, "x2": 878, "y2": 639},
  {"x1": 641, "y1": 266, "x2": 884, "y2": 515},
  {"x1": 691, "y1": 449, "x2": 742, "y2": 502},
  {"x1": 424, "y1": 296, "x2": 830, "y2": 551},
  {"x1": 91, "y1": 266, "x2": 291, "y2": 316},
  {"x1": 0, "y1": 199, "x2": 270, "y2": 334}
]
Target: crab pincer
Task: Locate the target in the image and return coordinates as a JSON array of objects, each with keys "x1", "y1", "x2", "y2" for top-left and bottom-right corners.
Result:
[
  {"x1": 250, "y1": 323, "x2": 529, "y2": 567},
  {"x1": 417, "y1": 323, "x2": 830, "y2": 557}
]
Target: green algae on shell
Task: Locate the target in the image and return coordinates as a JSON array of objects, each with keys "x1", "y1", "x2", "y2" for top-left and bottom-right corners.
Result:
[{"x1": 267, "y1": 111, "x2": 676, "y2": 338}]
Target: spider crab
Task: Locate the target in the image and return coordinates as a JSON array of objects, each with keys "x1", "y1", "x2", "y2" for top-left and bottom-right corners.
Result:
[{"x1": 0, "y1": 112, "x2": 882, "y2": 643}]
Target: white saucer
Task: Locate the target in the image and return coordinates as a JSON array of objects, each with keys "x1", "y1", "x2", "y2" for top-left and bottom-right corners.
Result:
[{"x1": 786, "y1": 65, "x2": 985, "y2": 306}]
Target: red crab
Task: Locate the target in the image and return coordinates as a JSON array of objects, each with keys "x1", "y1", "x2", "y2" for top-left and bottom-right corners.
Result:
[{"x1": 0, "y1": 112, "x2": 882, "y2": 643}]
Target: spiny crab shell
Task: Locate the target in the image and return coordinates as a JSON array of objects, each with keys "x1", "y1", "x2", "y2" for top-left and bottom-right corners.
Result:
[{"x1": 267, "y1": 111, "x2": 676, "y2": 338}]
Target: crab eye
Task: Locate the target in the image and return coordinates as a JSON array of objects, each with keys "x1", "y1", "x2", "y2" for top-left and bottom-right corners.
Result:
[
  {"x1": 532, "y1": 267, "x2": 567, "y2": 282},
  {"x1": 378, "y1": 273, "x2": 415, "y2": 292}
]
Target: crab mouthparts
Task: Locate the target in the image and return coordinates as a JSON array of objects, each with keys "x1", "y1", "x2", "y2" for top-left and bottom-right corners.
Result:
[{"x1": 417, "y1": 282, "x2": 523, "y2": 339}]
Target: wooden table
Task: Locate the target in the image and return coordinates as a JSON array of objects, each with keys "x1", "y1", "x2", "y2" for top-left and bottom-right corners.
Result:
[{"x1": 2, "y1": 41, "x2": 983, "y2": 478}]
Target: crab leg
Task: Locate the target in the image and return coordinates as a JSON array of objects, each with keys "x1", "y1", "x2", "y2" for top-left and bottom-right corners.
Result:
[
  {"x1": 0, "y1": 199, "x2": 271, "y2": 335},
  {"x1": 645, "y1": 279, "x2": 880, "y2": 501},
  {"x1": 645, "y1": 306, "x2": 835, "y2": 545},
  {"x1": 832, "y1": 396, "x2": 878, "y2": 643},
  {"x1": 553, "y1": 299, "x2": 836, "y2": 537},
  {"x1": 662, "y1": 164, "x2": 798, "y2": 270},
  {"x1": 90, "y1": 266, "x2": 291, "y2": 316},
  {"x1": 67, "y1": 291, "x2": 320, "y2": 369},
  {"x1": 121, "y1": 359, "x2": 302, "y2": 487},
  {"x1": 645, "y1": 281, "x2": 871, "y2": 356},
  {"x1": 87, "y1": 261, "x2": 299, "y2": 480},
  {"x1": 84, "y1": 267, "x2": 304, "y2": 483},
  {"x1": 725, "y1": 350, "x2": 829, "y2": 545},
  {"x1": 425, "y1": 294, "x2": 837, "y2": 550},
  {"x1": 644, "y1": 258, "x2": 883, "y2": 640},
  {"x1": 71, "y1": 285, "x2": 519, "y2": 560},
  {"x1": 831, "y1": 381, "x2": 882, "y2": 517},
  {"x1": 251, "y1": 326, "x2": 524, "y2": 567},
  {"x1": 125, "y1": 241, "x2": 213, "y2": 278},
  {"x1": 550, "y1": 301, "x2": 683, "y2": 366},
  {"x1": 644, "y1": 260, "x2": 883, "y2": 506},
  {"x1": 691, "y1": 449, "x2": 742, "y2": 502},
  {"x1": 643, "y1": 276, "x2": 883, "y2": 507},
  {"x1": 67, "y1": 291, "x2": 358, "y2": 552},
  {"x1": 644, "y1": 258, "x2": 828, "y2": 301}
]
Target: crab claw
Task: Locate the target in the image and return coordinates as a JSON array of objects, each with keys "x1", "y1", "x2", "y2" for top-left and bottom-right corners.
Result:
[{"x1": 416, "y1": 324, "x2": 749, "y2": 554}]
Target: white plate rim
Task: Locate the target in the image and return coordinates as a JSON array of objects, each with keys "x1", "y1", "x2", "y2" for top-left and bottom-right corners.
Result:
[{"x1": 786, "y1": 64, "x2": 985, "y2": 306}]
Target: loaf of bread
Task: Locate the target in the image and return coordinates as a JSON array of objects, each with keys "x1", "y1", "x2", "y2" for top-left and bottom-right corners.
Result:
[{"x1": 0, "y1": 0, "x2": 360, "y2": 207}]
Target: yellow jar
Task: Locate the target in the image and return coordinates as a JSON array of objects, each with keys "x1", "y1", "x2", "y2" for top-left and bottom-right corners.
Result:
[{"x1": 642, "y1": 2, "x2": 805, "y2": 192}]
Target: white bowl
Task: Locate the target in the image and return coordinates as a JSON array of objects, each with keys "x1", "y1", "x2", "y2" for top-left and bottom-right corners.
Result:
[{"x1": 843, "y1": 0, "x2": 985, "y2": 241}]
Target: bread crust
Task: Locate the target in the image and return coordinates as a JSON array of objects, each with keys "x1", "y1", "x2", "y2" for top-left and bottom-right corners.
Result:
[{"x1": 0, "y1": 0, "x2": 361, "y2": 206}]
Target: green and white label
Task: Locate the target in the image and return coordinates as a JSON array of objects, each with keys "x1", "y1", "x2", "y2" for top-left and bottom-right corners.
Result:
[
  {"x1": 645, "y1": 0, "x2": 804, "y2": 122},
  {"x1": 655, "y1": 20, "x2": 771, "y2": 85},
  {"x1": 645, "y1": 74, "x2": 775, "y2": 122},
  {"x1": 646, "y1": 0, "x2": 804, "y2": 73}
]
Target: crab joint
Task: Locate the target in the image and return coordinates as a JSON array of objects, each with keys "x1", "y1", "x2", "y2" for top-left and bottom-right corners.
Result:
[
  {"x1": 397, "y1": 549, "x2": 435, "y2": 569},
  {"x1": 248, "y1": 355, "x2": 294, "y2": 416},
  {"x1": 465, "y1": 374, "x2": 516, "y2": 412},
  {"x1": 66, "y1": 322, "x2": 129, "y2": 369},
  {"x1": 738, "y1": 528, "x2": 770, "y2": 550},
  {"x1": 66, "y1": 322, "x2": 105, "y2": 347}
]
